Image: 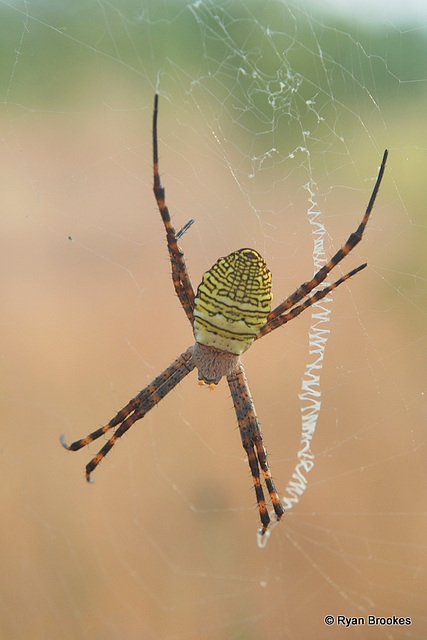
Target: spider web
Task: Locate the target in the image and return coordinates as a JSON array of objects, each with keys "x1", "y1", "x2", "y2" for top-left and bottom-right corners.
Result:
[{"x1": 1, "y1": 0, "x2": 427, "y2": 638}]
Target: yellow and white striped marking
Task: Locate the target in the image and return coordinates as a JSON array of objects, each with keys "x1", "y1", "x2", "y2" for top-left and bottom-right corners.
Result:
[{"x1": 193, "y1": 248, "x2": 272, "y2": 355}]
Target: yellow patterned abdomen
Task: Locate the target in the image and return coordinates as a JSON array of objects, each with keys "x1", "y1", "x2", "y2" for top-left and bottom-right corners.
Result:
[{"x1": 193, "y1": 248, "x2": 272, "y2": 355}]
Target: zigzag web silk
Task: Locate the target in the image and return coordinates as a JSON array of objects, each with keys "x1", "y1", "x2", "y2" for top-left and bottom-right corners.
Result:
[{"x1": 258, "y1": 180, "x2": 331, "y2": 548}]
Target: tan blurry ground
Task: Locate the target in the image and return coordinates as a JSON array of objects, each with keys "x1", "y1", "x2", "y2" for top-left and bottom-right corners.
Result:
[{"x1": 1, "y1": 106, "x2": 426, "y2": 640}]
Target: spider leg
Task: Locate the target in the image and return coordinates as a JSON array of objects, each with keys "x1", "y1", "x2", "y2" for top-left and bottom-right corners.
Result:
[
  {"x1": 152, "y1": 94, "x2": 195, "y2": 324},
  {"x1": 61, "y1": 346, "x2": 195, "y2": 481},
  {"x1": 176, "y1": 218, "x2": 195, "y2": 240},
  {"x1": 258, "y1": 263, "x2": 366, "y2": 336},
  {"x1": 227, "y1": 363, "x2": 285, "y2": 535},
  {"x1": 259, "y1": 149, "x2": 388, "y2": 332}
]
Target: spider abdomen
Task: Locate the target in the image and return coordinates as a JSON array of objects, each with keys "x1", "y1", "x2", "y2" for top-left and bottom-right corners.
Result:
[{"x1": 193, "y1": 248, "x2": 272, "y2": 355}]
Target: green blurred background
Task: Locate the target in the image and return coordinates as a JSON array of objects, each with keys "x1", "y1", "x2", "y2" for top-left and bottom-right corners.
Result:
[{"x1": 1, "y1": 1, "x2": 426, "y2": 638}]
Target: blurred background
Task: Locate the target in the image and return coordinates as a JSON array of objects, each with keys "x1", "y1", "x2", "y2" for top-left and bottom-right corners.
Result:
[{"x1": 1, "y1": 1, "x2": 426, "y2": 638}]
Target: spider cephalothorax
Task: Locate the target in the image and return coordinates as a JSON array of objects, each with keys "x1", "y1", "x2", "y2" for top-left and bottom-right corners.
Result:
[{"x1": 61, "y1": 94, "x2": 387, "y2": 538}]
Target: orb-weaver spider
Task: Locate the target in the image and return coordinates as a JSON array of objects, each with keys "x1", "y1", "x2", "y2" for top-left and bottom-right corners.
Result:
[{"x1": 61, "y1": 94, "x2": 387, "y2": 539}]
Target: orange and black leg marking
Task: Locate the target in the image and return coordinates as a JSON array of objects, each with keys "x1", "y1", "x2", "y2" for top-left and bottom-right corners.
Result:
[
  {"x1": 152, "y1": 93, "x2": 195, "y2": 324},
  {"x1": 227, "y1": 363, "x2": 285, "y2": 534},
  {"x1": 257, "y1": 149, "x2": 388, "y2": 339},
  {"x1": 258, "y1": 263, "x2": 366, "y2": 337},
  {"x1": 61, "y1": 347, "x2": 195, "y2": 481}
]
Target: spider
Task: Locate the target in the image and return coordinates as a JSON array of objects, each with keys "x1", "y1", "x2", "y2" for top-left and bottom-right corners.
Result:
[{"x1": 61, "y1": 93, "x2": 388, "y2": 538}]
